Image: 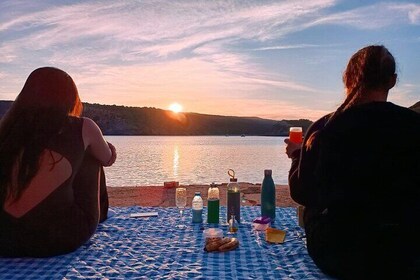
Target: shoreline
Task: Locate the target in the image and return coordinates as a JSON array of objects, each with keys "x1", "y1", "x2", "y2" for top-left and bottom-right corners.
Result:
[{"x1": 108, "y1": 183, "x2": 299, "y2": 208}]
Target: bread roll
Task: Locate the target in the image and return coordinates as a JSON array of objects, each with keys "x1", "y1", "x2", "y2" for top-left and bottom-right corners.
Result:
[{"x1": 218, "y1": 238, "x2": 239, "y2": 252}]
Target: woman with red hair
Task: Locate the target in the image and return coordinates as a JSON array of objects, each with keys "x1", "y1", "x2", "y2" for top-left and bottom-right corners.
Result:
[{"x1": 0, "y1": 67, "x2": 116, "y2": 257}]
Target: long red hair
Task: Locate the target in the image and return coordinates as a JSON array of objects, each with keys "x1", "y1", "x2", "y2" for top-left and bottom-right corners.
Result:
[{"x1": 0, "y1": 67, "x2": 83, "y2": 204}]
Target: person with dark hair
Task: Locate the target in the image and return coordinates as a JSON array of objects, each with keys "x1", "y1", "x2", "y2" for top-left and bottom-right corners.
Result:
[
  {"x1": 285, "y1": 46, "x2": 420, "y2": 279},
  {"x1": 0, "y1": 67, "x2": 116, "y2": 257}
]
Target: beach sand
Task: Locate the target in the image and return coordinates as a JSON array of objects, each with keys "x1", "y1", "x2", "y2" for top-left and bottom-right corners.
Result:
[{"x1": 108, "y1": 183, "x2": 299, "y2": 208}]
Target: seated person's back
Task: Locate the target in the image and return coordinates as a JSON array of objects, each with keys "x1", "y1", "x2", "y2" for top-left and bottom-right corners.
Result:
[{"x1": 0, "y1": 67, "x2": 116, "y2": 257}]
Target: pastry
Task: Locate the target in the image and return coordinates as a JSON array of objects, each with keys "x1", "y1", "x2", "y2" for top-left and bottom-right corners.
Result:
[
  {"x1": 205, "y1": 237, "x2": 229, "y2": 252},
  {"x1": 204, "y1": 237, "x2": 239, "y2": 252},
  {"x1": 218, "y1": 238, "x2": 239, "y2": 252}
]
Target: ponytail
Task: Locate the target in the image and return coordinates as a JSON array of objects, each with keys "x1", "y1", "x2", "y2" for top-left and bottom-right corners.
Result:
[{"x1": 305, "y1": 45, "x2": 395, "y2": 150}]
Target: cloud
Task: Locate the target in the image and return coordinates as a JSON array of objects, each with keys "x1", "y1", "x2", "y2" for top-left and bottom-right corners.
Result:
[
  {"x1": 390, "y1": 3, "x2": 420, "y2": 24},
  {"x1": 0, "y1": 0, "x2": 337, "y2": 56},
  {"x1": 0, "y1": 0, "x2": 337, "y2": 104},
  {"x1": 1, "y1": 0, "x2": 420, "y2": 119},
  {"x1": 0, "y1": 45, "x2": 17, "y2": 63},
  {"x1": 68, "y1": 55, "x2": 319, "y2": 105},
  {"x1": 6, "y1": 0, "x2": 417, "y2": 63},
  {"x1": 389, "y1": 83, "x2": 420, "y2": 107},
  {"x1": 253, "y1": 44, "x2": 323, "y2": 51},
  {"x1": 1, "y1": 0, "x2": 417, "y2": 64},
  {"x1": 306, "y1": 2, "x2": 420, "y2": 29}
]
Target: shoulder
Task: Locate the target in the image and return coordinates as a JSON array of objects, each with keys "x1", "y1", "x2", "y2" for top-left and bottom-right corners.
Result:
[
  {"x1": 81, "y1": 117, "x2": 104, "y2": 137},
  {"x1": 81, "y1": 117, "x2": 94, "y2": 126},
  {"x1": 302, "y1": 113, "x2": 333, "y2": 151},
  {"x1": 80, "y1": 117, "x2": 99, "y2": 132},
  {"x1": 81, "y1": 117, "x2": 103, "y2": 131},
  {"x1": 307, "y1": 113, "x2": 332, "y2": 135},
  {"x1": 61, "y1": 116, "x2": 84, "y2": 135},
  {"x1": 385, "y1": 102, "x2": 420, "y2": 118},
  {"x1": 356, "y1": 102, "x2": 420, "y2": 129},
  {"x1": 350, "y1": 101, "x2": 419, "y2": 118},
  {"x1": 81, "y1": 117, "x2": 104, "y2": 139}
]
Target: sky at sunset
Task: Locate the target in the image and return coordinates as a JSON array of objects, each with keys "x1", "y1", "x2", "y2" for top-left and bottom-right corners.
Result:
[{"x1": 1, "y1": 0, "x2": 419, "y2": 121}]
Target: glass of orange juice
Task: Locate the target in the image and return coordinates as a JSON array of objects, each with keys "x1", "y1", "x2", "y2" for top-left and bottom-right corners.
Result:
[{"x1": 289, "y1": 127, "x2": 303, "y2": 144}]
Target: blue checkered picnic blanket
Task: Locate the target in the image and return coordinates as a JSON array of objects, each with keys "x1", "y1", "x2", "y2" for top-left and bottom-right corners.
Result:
[{"x1": 0, "y1": 207, "x2": 332, "y2": 279}]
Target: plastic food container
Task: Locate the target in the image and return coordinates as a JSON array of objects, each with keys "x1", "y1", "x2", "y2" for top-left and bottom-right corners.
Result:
[
  {"x1": 203, "y1": 228, "x2": 223, "y2": 241},
  {"x1": 252, "y1": 216, "x2": 271, "y2": 231}
]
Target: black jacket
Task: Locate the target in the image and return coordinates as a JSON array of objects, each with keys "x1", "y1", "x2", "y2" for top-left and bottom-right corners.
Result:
[{"x1": 289, "y1": 102, "x2": 420, "y2": 279}]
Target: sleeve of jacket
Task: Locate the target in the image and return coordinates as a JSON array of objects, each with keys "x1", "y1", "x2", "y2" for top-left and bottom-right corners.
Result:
[{"x1": 288, "y1": 115, "x2": 329, "y2": 206}]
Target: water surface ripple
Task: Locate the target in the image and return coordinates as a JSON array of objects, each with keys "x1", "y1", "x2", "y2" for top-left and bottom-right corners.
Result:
[{"x1": 104, "y1": 136, "x2": 291, "y2": 187}]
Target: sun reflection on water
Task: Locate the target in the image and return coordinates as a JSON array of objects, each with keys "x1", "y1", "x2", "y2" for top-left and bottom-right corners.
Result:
[
  {"x1": 173, "y1": 145, "x2": 179, "y2": 177},
  {"x1": 104, "y1": 136, "x2": 290, "y2": 186}
]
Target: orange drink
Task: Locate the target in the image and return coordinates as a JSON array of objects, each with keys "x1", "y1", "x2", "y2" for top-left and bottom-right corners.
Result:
[{"x1": 289, "y1": 127, "x2": 303, "y2": 144}]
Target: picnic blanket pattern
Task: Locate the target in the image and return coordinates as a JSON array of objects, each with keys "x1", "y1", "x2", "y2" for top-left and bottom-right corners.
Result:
[{"x1": 0, "y1": 207, "x2": 332, "y2": 279}]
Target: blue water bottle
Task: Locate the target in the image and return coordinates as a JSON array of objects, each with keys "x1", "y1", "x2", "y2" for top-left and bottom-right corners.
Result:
[
  {"x1": 261, "y1": 169, "x2": 276, "y2": 220},
  {"x1": 192, "y1": 192, "x2": 203, "y2": 223}
]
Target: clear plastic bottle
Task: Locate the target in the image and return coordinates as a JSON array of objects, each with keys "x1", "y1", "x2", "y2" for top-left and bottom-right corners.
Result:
[
  {"x1": 192, "y1": 192, "x2": 203, "y2": 223},
  {"x1": 229, "y1": 214, "x2": 238, "y2": 233},
  {"x1": 261, "y1": 169, "x2": 276, "y2": 220},
  {"x1": 227, "y1": 170, "x2": 241, "y2": 224},
  {"x1": 207, "y1": 183, "x2": 220, "y2": 224}
]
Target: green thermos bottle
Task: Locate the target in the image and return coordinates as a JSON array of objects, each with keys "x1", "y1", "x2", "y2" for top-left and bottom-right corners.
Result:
[{"x1": 207, "y1": 183, "x2": 220, "y2": 224}]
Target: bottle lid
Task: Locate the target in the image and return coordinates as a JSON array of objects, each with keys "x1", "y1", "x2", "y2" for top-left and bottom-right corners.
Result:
[
  {"x1": 195, "y1": 191, "x2": 201, "y2": 196},
  {"x1": 228, "y1": 169, "x2": 236, "y2": 181},
  {"x1": 264, "y1": 169, "x2": 272, "y2": 176},
  {"x1": 208, "y1": 184, "x2": 220, "y2": 199},
  {"x1": 229, "y1": 178, "x2": 238, "y2": 182}
]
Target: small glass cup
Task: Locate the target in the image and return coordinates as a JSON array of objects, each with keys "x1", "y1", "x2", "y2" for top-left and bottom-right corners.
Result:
[
  {"x1": 289, "y1": 127, "x2": 303, "y2": 144},
  {"x1": 175, "y1": 187, "x2": 187, "y2": 228}
]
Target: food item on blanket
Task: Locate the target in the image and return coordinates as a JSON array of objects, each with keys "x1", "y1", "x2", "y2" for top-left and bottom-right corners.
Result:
[
  {"x1": 205, "y1": 237, "x2": 222, "y2": 252},
  {"x1": 206, "y1": 237, "x2": 222, "y2": 244},
  {"x1": 204, "y1": 237, "x2": 240, "y2": 252},
  {"x1": 266, "y1": 227, "x2": 286, "y2": 244},
  {"x1": 252, "y1": 216, "x2": 271, "y2": 231},
  {"x1": 203, "y1": 228, "x2": 240, "y2": 252},
  {"x1": 218, "y1": 238, "x2": 239, "y2": 252},
  {"x1": 203, "y1": 228, "x2": 223, "y2": 242},
  {"x1": 205, "y1": 237, "x2": 230, "y2": 252}
]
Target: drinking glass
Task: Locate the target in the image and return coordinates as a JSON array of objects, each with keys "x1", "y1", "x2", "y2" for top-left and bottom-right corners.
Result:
[
  {"x1": 289, "y1": 127, "x2": 303, "y2": 144},
  {"x1": 175, "y1": 187, "x2": 187, "y2": 227}
]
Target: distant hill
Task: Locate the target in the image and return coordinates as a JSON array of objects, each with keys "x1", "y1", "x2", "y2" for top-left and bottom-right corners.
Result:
[
  {"x1": 409, "y1": 101, "x2": 420, "y2": 113},
  {"x1": 74, "y1": 99, "x2": 420, "y2": 135},
  {"x1": 0, "y1": 101, "x2": 312, "y2": 136},
  {"x1": 2, "y1": 100, "x2": 417, "y2": 136}
]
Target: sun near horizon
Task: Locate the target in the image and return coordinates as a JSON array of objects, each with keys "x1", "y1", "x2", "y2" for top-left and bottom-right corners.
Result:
[{"x1": 169, "y1": 103, "x2": 183, "y2": 113}]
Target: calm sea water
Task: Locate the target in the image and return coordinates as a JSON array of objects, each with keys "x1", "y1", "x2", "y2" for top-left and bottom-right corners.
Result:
[{"x1": 104, "y1": 136, "x2": 291, "y2": 187}]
